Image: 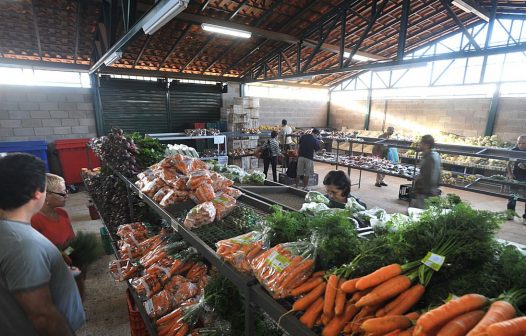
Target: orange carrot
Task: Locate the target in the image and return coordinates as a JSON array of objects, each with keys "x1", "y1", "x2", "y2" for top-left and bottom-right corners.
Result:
[
  {"x1": 416, "y1": 294, "x2": 488, "y2": 332},
  {"x1": 321, "y1": 313, "x2": 331, "y2": 326},
  {"x1": 356, "y1": 275, "x2": 412, "y2": 308},
  {"x1": 281, "y1": 259, "x2": 314, "y2": 290},
  {"x1": 311, "y1": 270, "x2": 325, "y2": 278},
  {"x1": 341, "y1": 277, "x2": 360, "y2": 293},
  {"x1": 174, "y1": 324, "x2": 189, "y2": 336},
  {"x1": 352, "y1": 288, "x2": 373, "y2": 303},
  {"x1": 361, "y1": 315, "x2": 412, "y2": 334},
  {"x1": 384, "y1": 329, "x2": 402, "y2": 336},
  {"x1": 405, "y1": 311, "x2": 420, "y2": 320},
  {"x1": 291, "y1": 277, "x2": 324, "y2": 297},
  {"x1": 293, "y1": 282, "x2": 327, "y2": 311},
  {"x1": 486, "y1": 316, "x2": 526, "y2": 336},
  {"x1": 355, "y1": 264, "x2": 402, "y2": 291},
  {"x1": 386, "y1": 284, "x2": 426, "y2": 316},
  {"x1": 467, "y1": 300, "x2": 516, "y2": 336},
  {"x1": 334, "y1": 279, "x2": 347, "y2": 316},
  {"x1": 322, "y1": 302, "x2": 359, "y2": 336},
  {"x1": 437, "y1": 310, "x2": 485, "y2": 336},
  {"x1": 323, "y1": 275, "x2": 339, "y2": 319},
  {"x1": 398, "y1": 326, "x2": 415, "y2": 336},
  {"x1": 299, "y1": 297, "x2": 324, "y2": 329}
]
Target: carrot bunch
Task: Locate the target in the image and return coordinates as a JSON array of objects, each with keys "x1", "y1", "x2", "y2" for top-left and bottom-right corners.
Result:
[
  {"x1": 216, "y1": 230, "x2": 270, "y2": 273},
  {"x1": 250, "y1": 240, "x2": 316, "y2": 299},
  {"x1": 155, "y1": 299, "x2": 198, "y2": 336},
  {"x1": 108, "y1": 259, "x2": 140, "y2": 281},
  {"x1": 139, "y1": 240, "x2": 188, "y2": 268}
]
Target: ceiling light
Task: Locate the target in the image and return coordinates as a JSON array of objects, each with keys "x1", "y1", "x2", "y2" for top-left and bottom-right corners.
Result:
[
  {"x1": 452, "y1": 0, "x2": 489, "y2": 22},
  {"x1": 202, "y1": 23, "x2": 251, "y2": 38},
  {"x1": 103, "y1": 51, "x2": 122, "y2": 66},
  {"x1": 142, "y1": 0, "x2": 189, "y2": 35},
  {"x1": 343, "y1": 52, "x2": 373, "y2": 62}
]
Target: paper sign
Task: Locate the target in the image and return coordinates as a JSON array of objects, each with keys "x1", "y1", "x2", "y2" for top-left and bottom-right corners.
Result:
[
  {"x1": 421, "y1": 252, "x2": 446, "y2": 271},
  {"x1": 265, "y1": 251, "x2": 291, "y2": 272},
  {"x1": 214, "y1": 136, "x2": 224, "y2": 144}
]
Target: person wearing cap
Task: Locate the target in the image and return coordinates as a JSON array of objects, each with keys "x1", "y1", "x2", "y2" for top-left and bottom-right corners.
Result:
[{"x1": 296, "y1": 128, "x2": 321, "y2": 190}]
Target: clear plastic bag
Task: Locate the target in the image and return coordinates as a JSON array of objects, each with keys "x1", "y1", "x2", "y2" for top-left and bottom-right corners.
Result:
[
  {"x1": 187, "y1": 170, "x2": 213, "y2": 190},
  {"x1": 141, "y1": 178, "x2": 165, "y2": 197},
  {"x1": 184, "y1": 202, "x2": 216, "y2": 229},
  {"x1": 108, "y1": 259, "x2": 140, "y2": 281},
  {"x1": 300, "y1": 202, "x2": 330, "y2": 215},
  {"x1": 305, "y1": 191, "x2": 330, "y2": 205},
  {"x1": 211, "y1": 194, "x2": 236, "y2": 221},
  {"x1": 210, "y1": 172, "x2": 234, "y2": 192},
  {"x1": 222, "y1": 187, "x2": 242, "y2": 199},
  {"x1": 192, "y1": 183, "x2": 216, "y2": 204},
  {"x1": 154, "y1": 298, "x2": 199, "y2": 335},
  {"x1": 131, "y1": 273, "x2": 163, "y2": 299},
  {"x1": 216, "y1": 229, "x2": 271, "y2": 273},
  {"x1": 153, "y1": 186, "x2": 172, "y2": 203},
  {"x1": 159, "y1": 189, "x2": 189, "y2": 207},
  {"x1": 250, "y1": 240, "x2": 316, "y2": 299}
]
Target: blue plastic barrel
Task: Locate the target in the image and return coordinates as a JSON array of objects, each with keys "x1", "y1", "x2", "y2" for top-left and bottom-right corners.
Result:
[{"x1": 0, "y1": 140, "x2": 49, "y2": 171}]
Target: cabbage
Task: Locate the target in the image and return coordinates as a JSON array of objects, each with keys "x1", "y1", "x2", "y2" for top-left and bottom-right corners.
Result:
[
  {"x1": 250, "y1": 171, "x2": 266, "y2": 185},
  {"x1": 346, "y1": 197, "x2": 366, "y2": 213},
  {"x1": 305, "y1": 191, "x2": 330, "y2": 205},
  {"x1": 300, "y1": 202, "x2": 330, "y2": 215}
]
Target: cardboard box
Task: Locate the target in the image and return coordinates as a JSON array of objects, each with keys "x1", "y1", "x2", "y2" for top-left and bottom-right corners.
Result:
[
  {"x1": 232, "y1": 105, "x2": 244, "y2": 115},
  {"x1": 249, "y1": 108, "x2": 260, "y2": 119},
  {"x1": 241, "y1": 156, "x2": 252, "y2": 170},
  {"x1": 251, "y1": 157, "x2": 259, "y2": 169}
]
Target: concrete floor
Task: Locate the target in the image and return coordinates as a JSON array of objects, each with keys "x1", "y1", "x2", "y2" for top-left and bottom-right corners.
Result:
[{"x1": 69, "y1": 162, "x2": 526, "y2": 335}]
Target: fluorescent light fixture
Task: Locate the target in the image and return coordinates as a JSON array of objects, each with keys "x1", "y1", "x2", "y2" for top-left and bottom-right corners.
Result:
[
  {"x1": 452, "y1": 0, "x2": 489, "y2": 22},
  {"x1": 201, "y1": 23, "x2": 251, "y2": 38},
  {"x1": 343, "y1": 52, "x2": 373, "y2": 62},
  {"x1": 142, "y1": 0, "x2": 189, "y2": 35},
  {"x1": 103, "y1": 51, "x2": 122, "y2": 66}
]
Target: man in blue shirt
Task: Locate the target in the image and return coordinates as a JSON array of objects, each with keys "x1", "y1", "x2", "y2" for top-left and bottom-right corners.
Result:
[
  {"x1": 0, "y1": 153, "x2": 85, "y2": 335},
  {"x1": 295, "y1": 128, "x2": 321, "y2": 190}
]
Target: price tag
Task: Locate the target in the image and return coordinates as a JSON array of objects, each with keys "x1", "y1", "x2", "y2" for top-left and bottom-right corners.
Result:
[
  {"x1": 214, "y1": 136, "x2": 224, "y2": 144},
  {"x1": 144, "y1": 299, "x2": 154, "y2": 316},
  {"x1": 171, "y1": 219, "x2": 179, "y2": 232},
  {"x1": 265, "y1": 251, "x2": 291, "y2": 272},
  {"x1": 421, "y1": 252, "x2": 445, "y2": 271},
  {"x1": 63, "y1": 246, "x2": 75, "y2": 256}
]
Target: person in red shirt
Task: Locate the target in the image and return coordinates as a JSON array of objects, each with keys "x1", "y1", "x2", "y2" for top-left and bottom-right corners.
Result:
[{"x1": 31, "y1": 173, "x2": 75, "y2": 249}]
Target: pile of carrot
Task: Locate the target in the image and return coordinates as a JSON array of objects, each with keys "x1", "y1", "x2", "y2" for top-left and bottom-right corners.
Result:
[
  {"x1": 216, "y1": 230, "x2": 269, "y2": 273},
  {"x1": 288, "y1": 263, "x2": 427, "y2": 336},
  {"x1": 250, "y1": 241, "x2": 316, "y2": 299}
]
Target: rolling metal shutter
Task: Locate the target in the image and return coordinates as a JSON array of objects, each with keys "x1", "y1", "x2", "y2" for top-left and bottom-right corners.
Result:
[
  {"x1": 169, "y1": 82, "x2": 222, "y2": 131},
  {"x1": 99, "y1": 78, "x2": 169, "y2": 134}
]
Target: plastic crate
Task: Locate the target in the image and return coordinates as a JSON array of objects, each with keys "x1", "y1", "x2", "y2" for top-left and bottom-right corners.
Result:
[
  {"x1": 55, "y1": 139, "x2": 101, "y2": 185},
  {"x1": 126, "y1": 289, "x2": 148, "y2": 336},
  {"x1": 206, "y1": 122, "x2": 218, "y2": 129},
  {"x1": 399, "y1": 184, "x2": 412, "y2": 201},
  {"x1": 194, "y1": 123, "x2": 205, "y2": 129},
  {"x1": 99, "y1": 227, "x2": 113, "y2": 255},
  {"x1": 0, "y1": 140, "x2": 49, "y2": 171}
]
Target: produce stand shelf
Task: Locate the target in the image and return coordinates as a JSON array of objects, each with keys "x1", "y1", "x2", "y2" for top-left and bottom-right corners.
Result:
[
  {"x1": 81, "y1": 175, "x2": 158, "y2": 336},
  {"x1": 115, "y1": 172, "x2": 318, "y2": 336}
]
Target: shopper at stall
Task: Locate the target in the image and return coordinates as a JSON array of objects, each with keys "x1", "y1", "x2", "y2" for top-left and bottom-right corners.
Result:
[
  {"x1": 323, "y1": 170, "x2": 367, "y2": 209},
  {"x1": 372, "y1": 126, "x2": 395, "y2": 187},
  {"x1": 296, "y1": 128, "x2": 321, "y2": 190},
  {"x1": 280, "y1": 119, "x2": 293, "y2": 150},
  {"x1": 410, "y1": 134, "x2": 442, "y2": 209},
  {"x1": 506, "y1": 134, "x2": 526, "y2": 224},
  {"x1": 0, "y1": 153, "x2": 85, "y2": 336},
  {"x1": 262, "y1": 130, "x2": 281, "y2": 182}
]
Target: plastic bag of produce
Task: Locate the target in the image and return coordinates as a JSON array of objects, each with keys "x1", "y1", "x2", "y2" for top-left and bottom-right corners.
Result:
[
  {"x1": 216, "y1": 229, "x2": 271, "y2": 273},
  {"x1": 154, "y1": 298, "x2": 202, "y2": 336},
  {"x1": 304, "y1": 191, "x2": 330, "y2": 205},
  {"x1": 250, "y1": 240, "x2": 316, "y2": 299},
  {"x1": 250, "y1": 171, "x2": 266, "y2": 185},
  {"x1": 191, "y1": 183, "x2": 216, "y2": 204},
  {"x1": 184, "y1": 202, "x2": 216, "y2": 229},
  {"x1": 139, "y1": 240, "x2": 188, "y2": 268},
  {"x1": 153, "y1": 186, "x2": 172, "y2": 203},
  {"x1": 211, "y1": 194, "x2": 237, "y2": 221},
  {"x1": 116, "y1": 222, "x2": 147, "y2": 240},
  {"x1": 173, "y1": 154, "x2": 195, "y2": 175},
  {"x1": 222, "y1": 187, "x2": 242, "y2": 199},
  {"x1": 187, "y1": 170, "x2": 213, "y2": 190},
  {"x1": 192, "y1": 159, "x2": 208, "y2": 171},
  {"x1": 108, "y1": 259, "x2": 140, "y2": 281},
  {"x1": 210, "y1": 172, "x2": 234, "y2": 192},
  {"x1": 355, "y1": 207, "x2": 388, "y2": 225},
  {"x1": 159, "y1": 189, "x2": 189, "y2": 207},
  {"x1": 131, "y1": 273, "x2": 163, "y2": 299},
  {"x1": 300, "y1": 202, "x2": 330, "y2": 215},
  {"x1": 158, "y1": 167, "x2": 179, "y2": 185},
  {"x1": 141, "y1": 178, "x2": 165, "y2": 197},
  {"x1": 346, "y1": 196, "x2": 366, "y2": 213},
  {"x1": 146, "y1": 279, "x2": 200, "y2": 319},
  {"x1": 185, "y1": 262, "x2": 208, "y2": 283}
]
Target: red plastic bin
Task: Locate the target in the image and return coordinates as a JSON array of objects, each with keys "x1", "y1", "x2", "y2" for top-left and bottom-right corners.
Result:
[
  {"x1": 126, "y1": 289, "x2": 148, "y2": 336},
  {"x1": 55, "y1": 139, "x2": 100, "y2": 185}
]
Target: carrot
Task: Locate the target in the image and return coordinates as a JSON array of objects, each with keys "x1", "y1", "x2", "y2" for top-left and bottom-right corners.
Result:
[
  {"x1": 281, "y1": 259, "x2": 314, "y2": 290},
  {"x1": 405, "y1": 311, "x2": 420, "y2": 320},
  {"x1": 174, "y1": 324, "x2": 189, "y2": 336},
  {"x1": 384, "y1": 330, "x2": 402, "y2": 336},
  {"x1": 341, "y1": 277, "x2": 360, "y2": 293},
  {"x1": 437, "y1": 310, "x2": 485, "y2": 336},
  {"x1": 356, "y1": 264, "x2": 402, "y2": 290},
  {"x1": 335, "y1": 279, "x2": 347, "y2": 316},
  {"x1": 299, "y1": 297, "x2": 324, "y2": 329},
  {"x1": 486, "y1": 316, "x2": 526, "y2": 336},
  {"x1": 312, "y1": 270, "x2": 325, "y2": 278},
  {"x1": 291, "y1": 277, "x2": 324, "y2": 296},
  {"x1": 386, "y1": 284, "x2": 426, "y2": 316},
  {"x1": 356, "y1": 275, "x2": 412, "y2": 308},
  {"x1": 323, "y1": 275, "x2": 339, "y2": 319},
  {"x1": 361, "y1": 315, "x2": 412, "y2": 334},
  {"x1": 322, "y1": 302, "x2": 359, "y2": 336},
  {"x1": 398, "y1": 326, "x2": 415, "y2": 336},
  {"x1": 293, "y1": 282, "x2": 327, "y2": 311},
  {"x1": 321, "y1": 313, "x2": 331, "y2": 326},
  {"x1": 467, "y1": 301, "x2": 517, "y2": 336},
  {"x1": 352, "y1": 288, "x2": 373, "y2": 303},
  {"x1": 416, "y1": 294, "x2": 488, "y2": 332}
]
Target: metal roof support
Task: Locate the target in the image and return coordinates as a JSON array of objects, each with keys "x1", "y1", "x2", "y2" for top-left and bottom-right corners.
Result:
[
  {"x1": 281, "y1": 51, "x2": 294, "y2": 73},
  {"x1": 200, "y1": 0, "x2": 211, "y2": 12},
  {"x1": 397, "y1": 0, "x2": 410, "y2": 60},
  {"x1": 157, "y1": 25, "x2": 192, "y2": 70},
  {"x1": 180, "y1": 36, "x2": 215, "y2": 71},
  {"x1": 440, "y1": 0, "x2": 481, "y2": 51},
  {"x1": 339, "y1": 7, "x2": 347, "y2": 68},
  {"x1": 302, "y1": 12, "x2": 342, "y2": 72},
  {"x1": 74, "y1": 0, "x2": 81, "y2": 64},
  {"x1": 133, "y1": 36, "x2": 151, "y2": 67},
  {"x1": 484, "y1": 83, "x2": 501, "y2": 136},
  {"x1": 30, "y1": 1, "x2": 43, "y2": 61},
  {"x1": 229, "y1": 0, "x2": 249, "y2": 20}
]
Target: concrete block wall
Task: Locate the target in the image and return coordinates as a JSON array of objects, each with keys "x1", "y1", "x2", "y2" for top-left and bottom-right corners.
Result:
[
  {"x1": 221, "y1": 82, "x2": 241, "y2": 121},
  {"x1": 330, "y1": 96, "x2": 493, "y2": 138},
  {"x1": 0, "y1": 85, "x2": 97, "y2": 142},
  {"x1": 493, "y1": 98, "x2": 526, "y2": 142},
  {"x1": 257, "y1": 97, "x2": 328, "y2": 128}
]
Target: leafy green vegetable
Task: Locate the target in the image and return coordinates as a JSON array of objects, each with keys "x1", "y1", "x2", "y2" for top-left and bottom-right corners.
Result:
[
  {"x1": 305, "y1": 191, "x2": 330, "y2": 205},
  {"x1": 127, "y1": 132, "x2": 166, "y2": 168},
  {"x1": 265, "y1": 205, "x2": 310, "y2": 246},
  {"x1": 69, "y1": 231, "x2": 104, "y2": 271}
]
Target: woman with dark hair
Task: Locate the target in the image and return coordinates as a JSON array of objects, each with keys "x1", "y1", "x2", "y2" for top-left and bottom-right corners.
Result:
[
  {"x1": 323, "y1": 170, "x2": 367, "y2": 208},
  {"x1": 262, "y1": 130, "x2": 281, "y2": 182}
]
